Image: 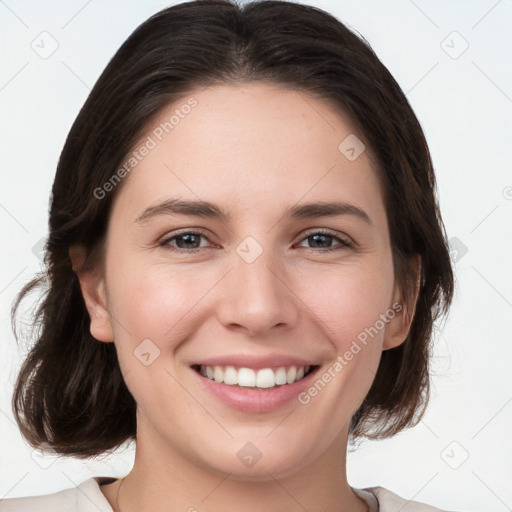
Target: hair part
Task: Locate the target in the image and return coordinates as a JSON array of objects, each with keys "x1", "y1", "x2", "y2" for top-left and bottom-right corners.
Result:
[{"x1": 11, "y1": 0, "x2": 453, "y2": 457}]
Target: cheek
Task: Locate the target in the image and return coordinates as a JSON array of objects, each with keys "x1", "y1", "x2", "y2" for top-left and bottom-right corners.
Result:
[
  {"x1": 108, "y1": 261, "x2": 214, "y2": 344},
  {"x1": 298, "y1": 258, "x2": 395, "y2": 345},
  {"x1": 105, "y1": 261, "x2": 214, "y2": 410}
]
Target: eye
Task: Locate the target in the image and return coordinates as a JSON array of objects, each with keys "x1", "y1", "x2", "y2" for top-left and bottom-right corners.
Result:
[
  {"x1": 296, "y1": 230, "x2": 353, "y2": 253},
  {"x1": 159, "y1": 229, "x2": 353, "y2": 253},
  {"x1": 160, "y1": 230, "x2": 213, "y2": 251}
]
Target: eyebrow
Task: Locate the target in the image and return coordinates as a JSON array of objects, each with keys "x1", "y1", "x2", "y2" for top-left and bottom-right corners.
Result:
[{"x1": 135, "y1": 198, "x2": 372, "y2": 225}]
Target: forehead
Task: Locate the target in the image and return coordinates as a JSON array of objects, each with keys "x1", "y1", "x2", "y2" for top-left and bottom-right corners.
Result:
[{"x1": 110, "y1": 82, "x2": 386, "y2": 225}]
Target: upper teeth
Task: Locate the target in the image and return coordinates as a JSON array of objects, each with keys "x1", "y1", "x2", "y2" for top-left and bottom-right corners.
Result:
[{"x1": 199, "y1": 365, "x2": 311, "y2": 388}]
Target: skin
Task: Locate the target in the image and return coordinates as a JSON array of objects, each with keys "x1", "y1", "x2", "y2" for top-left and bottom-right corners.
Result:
[{"x1": 71, "y1": 82, "x2": 420, "y2": 512}]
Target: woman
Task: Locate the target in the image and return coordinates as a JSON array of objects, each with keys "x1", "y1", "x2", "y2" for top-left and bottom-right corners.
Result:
[{"x1": 2, "y1": 1, "x2": 455, "y2": 511}]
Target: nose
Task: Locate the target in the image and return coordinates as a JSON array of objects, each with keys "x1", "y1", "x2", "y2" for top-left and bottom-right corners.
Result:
[{"x1": 216, "y1": 245, "x2": 300, "y2": 337}]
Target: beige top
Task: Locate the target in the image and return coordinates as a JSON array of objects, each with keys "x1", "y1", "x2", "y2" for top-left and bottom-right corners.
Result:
[{"x1": 0, "y1": 477, "x2": 453, "y2": 511}]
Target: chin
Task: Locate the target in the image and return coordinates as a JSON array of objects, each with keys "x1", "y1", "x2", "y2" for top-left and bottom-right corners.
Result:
[{"x1": 201, "y1": 443, "x2": 312, "y2": 482}]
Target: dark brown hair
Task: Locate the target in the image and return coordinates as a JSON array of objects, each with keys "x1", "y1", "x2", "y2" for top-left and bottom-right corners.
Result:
[{"x1": 11, "y1": 0, "x2": 454, "y2": 457}]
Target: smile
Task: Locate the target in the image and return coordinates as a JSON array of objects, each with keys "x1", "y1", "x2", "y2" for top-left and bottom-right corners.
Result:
[{"x1": 193, "y1": 364, "x2": 317, "y2": 390}]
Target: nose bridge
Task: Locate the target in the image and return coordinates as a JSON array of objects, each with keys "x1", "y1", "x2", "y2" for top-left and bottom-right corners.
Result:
[
  {"x1": 235, "y1": 236, "x2": 285, "y2": 307},
  {"x1": 237, "y1": 240, "x2": 280, "y2": 294},
  {"x1": 217, "y1": 235, "x2": 299, "y2": 335}
]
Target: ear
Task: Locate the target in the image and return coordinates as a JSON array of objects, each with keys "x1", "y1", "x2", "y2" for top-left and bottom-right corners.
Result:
[
  {"x1": 69, "y1": 245, "x2": 114, "y2": 343},
  {"x1": 382, "y1": 254, "x2": 422, "y2": 350}
]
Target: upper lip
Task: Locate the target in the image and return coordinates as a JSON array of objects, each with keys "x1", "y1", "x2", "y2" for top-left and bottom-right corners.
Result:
[{"x1": 191, "y1": 354, "x2": 320, "y2": 370}]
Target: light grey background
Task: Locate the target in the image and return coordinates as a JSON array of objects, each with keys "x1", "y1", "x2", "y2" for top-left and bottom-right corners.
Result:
[{"x1": 1, "y1": 1, "x2": 511, "y2": 511}]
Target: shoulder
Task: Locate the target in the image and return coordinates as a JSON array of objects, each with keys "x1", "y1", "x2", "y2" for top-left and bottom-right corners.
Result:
[
  {"x1": 365, "y1": 486, "x2": 455, "y2": 511},
  {"x1": 0, "y1": 477, "x2": 115, "y2": 512}
]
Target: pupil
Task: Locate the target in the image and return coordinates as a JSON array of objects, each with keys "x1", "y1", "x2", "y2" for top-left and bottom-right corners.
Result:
[
  {"x1": 177, "y1": 234, "x2": 199, "y2": 249},
  {"x1": 311, "y1": 234, "x2": 331, "y2": 248}
]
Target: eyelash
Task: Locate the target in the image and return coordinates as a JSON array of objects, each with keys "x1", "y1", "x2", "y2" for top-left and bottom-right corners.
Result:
[{"x1": 159, "y1": 229, "x2": 354, "y2": 253}]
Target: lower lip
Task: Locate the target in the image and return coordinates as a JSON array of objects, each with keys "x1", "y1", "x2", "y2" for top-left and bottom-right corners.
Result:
[{"x1": 192, "y1": 366, "x2": 320, "y2": 413}]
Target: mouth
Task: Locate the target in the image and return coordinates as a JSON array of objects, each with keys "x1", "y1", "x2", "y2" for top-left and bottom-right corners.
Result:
[{"x1": 191, "y1": 364, "x2": 320, "y2": 391}]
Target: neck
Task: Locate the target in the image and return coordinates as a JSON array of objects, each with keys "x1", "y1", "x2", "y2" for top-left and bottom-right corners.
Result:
[{"x1": 107, "y1": 415, "x2": 368, "y2": 512}]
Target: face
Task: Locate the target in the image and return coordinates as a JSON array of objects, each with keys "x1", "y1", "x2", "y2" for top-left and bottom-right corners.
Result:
[{"x1": 77, "y1": 82, "x2": 414, "y2": 480}]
